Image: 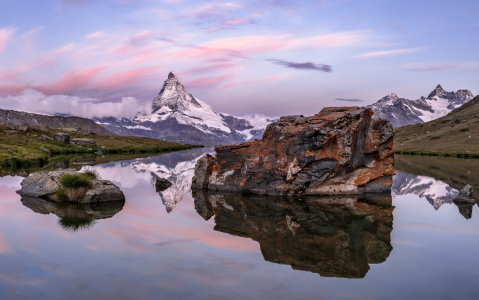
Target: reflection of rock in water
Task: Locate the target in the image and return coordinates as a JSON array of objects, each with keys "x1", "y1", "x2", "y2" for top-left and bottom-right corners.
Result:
[
  {"x1": 455, "y1": 203, "x2": 473, "y2": 220},
  {"x1": 21, "y1": 196, "x2": 124, "y2": 232},
  {"x1": 193, "y1": 191, "x2": 394, "y2": 278}
]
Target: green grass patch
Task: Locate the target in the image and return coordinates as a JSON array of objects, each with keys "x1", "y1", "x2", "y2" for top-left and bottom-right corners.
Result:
[
  {"x1": 82, "y1": 167, "x2": 100, "y2": 180},
  {"x1": 56, "y1": 188, "x2": 69, "y2": 202},
  {"x1": 60, "y1": 174, "x2": 93, "y2": 189}
]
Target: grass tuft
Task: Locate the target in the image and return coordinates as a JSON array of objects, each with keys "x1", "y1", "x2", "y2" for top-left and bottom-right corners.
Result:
[
  {"x1": 460, "y1": 128, "x2": 470, "y2": 132},
  {"x1": 60, "y1": 174, "x2": 93, "y2": 189},
  {"x1": 56, "y1": 188, "x2": 69, "y2": 202},
  {"x1": 82, "y1": 167, "x2": 100, "y2": 180}
]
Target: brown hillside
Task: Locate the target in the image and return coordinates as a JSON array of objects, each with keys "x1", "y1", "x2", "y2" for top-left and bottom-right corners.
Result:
[{"x1": 394, "y1": 95, "x2": 479, "y2": 157}]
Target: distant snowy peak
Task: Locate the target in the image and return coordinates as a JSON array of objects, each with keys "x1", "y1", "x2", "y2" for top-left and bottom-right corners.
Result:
[{"x1": 368, "y1": 85, "x2": 475, "y2": 128}]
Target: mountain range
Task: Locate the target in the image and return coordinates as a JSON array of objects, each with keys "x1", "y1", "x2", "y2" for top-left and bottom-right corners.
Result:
[
  {"x1": 367, "y1": 85, "x2": 474, "y2": 128},
  {"x1": 95, "y1": 72, "x2": 276, "y2": 146}
]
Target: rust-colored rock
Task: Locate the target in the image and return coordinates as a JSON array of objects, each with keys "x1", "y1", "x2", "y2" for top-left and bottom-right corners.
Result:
[{"x1": 192, "y1": 107, "x2": 395, "y2": 195}]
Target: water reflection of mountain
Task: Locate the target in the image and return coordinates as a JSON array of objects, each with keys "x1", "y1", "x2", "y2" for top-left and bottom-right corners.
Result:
[
  {"x1": 193, "y1": 191, "x2": 394, "y2": 278},
  {"x1": 395, "y1": 155, "x2": 479, "y2": 200},
  {"x1": 393, "y1": 155, "x2": 479, "y2": 217},
  {"x1": 102, "y1": 147, "x2": 214, "y2": 213},
  {"x1": 392, "y1": 171, "x2": 459, "y2": 210},
  {"x1": 21, "y1": 196, "x2": 124, "y2": 232}
]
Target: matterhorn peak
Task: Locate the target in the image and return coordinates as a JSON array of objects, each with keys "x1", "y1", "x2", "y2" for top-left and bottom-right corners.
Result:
[
  {"x1": 152, "y1": 71, "x2": 203, "y2": 112},
  {"x1": 167, "y1": 71, "x2": 182, "y2": 82}
]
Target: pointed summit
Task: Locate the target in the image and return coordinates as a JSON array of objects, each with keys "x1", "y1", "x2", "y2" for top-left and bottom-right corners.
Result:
[
  {"x1": 152, "y1": 71, "x2": 201, "y2": 112},
  {"x1": 167, "y1": 71, "x2": 182, "y2": 82},
  {"x1": 435, "y1": 84, "x2": 444, "y2": 92}
]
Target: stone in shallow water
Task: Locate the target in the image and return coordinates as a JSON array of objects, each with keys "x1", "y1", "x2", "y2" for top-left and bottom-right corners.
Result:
[
  {"x1": 192, "y1": 107, "x2": 395, "y2": 195},
  {"x1": 17, "y1": 170, "x2": 125, "y2": 203},
  {"x1": 155, "y1": 177, "x2": 172, "y2": 192}
]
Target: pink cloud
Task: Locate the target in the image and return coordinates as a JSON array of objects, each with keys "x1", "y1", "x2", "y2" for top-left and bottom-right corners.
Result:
[{"x1": 355, "y1": 47, "x2": 423, "y2": 58}]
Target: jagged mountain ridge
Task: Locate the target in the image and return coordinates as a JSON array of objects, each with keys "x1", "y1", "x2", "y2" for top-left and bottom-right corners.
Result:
[
  {"x1": 367, "y1": 85, "x2": 474, "y2": 128},
  {"x1": 95, "y1": 72, "x2": 276, "y2": 145}
]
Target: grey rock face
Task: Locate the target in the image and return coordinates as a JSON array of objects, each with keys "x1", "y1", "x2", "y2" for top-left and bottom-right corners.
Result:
[
  {"x1": 368, "y1": 85, "x2": 475, "y2": 128},
  {"x1": 71, "y1": 138, "x2": 97, "y2": 146},
  {"x1": 40, "y1": 147, "x2": 50, "y2": 153},
  {"x1": 155, "y1": 178, "x2": 173, "y2": 192},
  {"x1": 53, "y1": 132, "x2": 70, "y2": 143},
  {"x1": 83, "y1": 180, "x2": 125, "y2": 203},
  {"x1": 191, "y1": 154, "x2": 215, "y2": 189},
  {"x1": 453, "y1": 184, "x2": 475, "y2": 204},
  {"x1": 459, "y1": 184, "x2": 473, "y2": 198},
  {"x1": 19, "y1": 173, "x2": 60, "y2": 197}
]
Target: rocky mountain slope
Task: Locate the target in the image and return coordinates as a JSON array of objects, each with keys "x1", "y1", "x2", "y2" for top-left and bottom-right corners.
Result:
[
  {"x1": 394, "y1": 95, "x2": 479, "y2": 156},
  {"x1": 0, "y1": 109, "x2": 113, "y2": 135},
  {"x1": 95, "y1": 72, "x2": 276, "y2": 146},
  {"x1": 368, "y1": 85, "x2": 474, "y2": 128}
]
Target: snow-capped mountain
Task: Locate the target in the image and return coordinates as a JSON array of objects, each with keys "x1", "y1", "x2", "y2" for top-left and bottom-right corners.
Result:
[
  {"x1": 95, "y1": 72, "x2": 277, "y2": 145},
  {"x1": 392, "y1": 171, "x2": 459, "y2": 210},
  {"x1": 368, "y1": 85, "x2": 474, "y2": 128}
]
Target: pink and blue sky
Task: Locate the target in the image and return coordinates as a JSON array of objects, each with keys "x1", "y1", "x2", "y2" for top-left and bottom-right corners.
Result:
[{"x1": 0, "y1": 0, "x2": 478, "y2": 118}]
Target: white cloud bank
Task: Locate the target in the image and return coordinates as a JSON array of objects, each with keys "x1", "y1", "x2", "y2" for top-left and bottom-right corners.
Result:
[{"x1": 0, "y1": 89, "x2": 152, "y2": 119}]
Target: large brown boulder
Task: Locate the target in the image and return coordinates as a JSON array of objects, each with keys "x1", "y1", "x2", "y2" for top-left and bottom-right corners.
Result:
[{"x1": 192, "y1": 107, "x2": 394, "y2": 195}]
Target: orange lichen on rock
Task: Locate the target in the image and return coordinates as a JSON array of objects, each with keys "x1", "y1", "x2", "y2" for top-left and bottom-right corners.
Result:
[{"x1": 192, "y1": 107, "x2": 395, "y2": 195}]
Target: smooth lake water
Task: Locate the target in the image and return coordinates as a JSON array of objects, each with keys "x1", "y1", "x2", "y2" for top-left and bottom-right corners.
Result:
[{"x1": 1, "y1": 149, "x2": 479, "y2": 300}]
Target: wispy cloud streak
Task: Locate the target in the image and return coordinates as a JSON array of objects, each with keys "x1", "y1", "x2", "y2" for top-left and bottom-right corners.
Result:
[
  {"x1": 335, "y1": 98, "x2": 363, "y2": 102},
  {"x1": 267, "y1": 59, "x2": 332, "y2": 72},
  {"x1": 356, "y1": 48, "x2": 422, "y2": 58}
]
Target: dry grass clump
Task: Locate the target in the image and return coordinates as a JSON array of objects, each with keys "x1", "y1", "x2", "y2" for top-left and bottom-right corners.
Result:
[{"x1": 64, "y1": 186, "x2": 90, "y2": 202}]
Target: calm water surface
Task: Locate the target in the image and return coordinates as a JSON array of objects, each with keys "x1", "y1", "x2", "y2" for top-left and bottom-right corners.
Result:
[{"x1": 1, "y1": 149, "x2": 479, "y2": 299}]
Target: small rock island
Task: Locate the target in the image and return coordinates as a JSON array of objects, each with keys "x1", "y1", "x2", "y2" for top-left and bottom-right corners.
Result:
[
  {"x1": 17, "y1": 169, "x2": 125, "y2": 203},
  {"x1": 192, "y1": 107, "x2": 394, "y2": 195}
]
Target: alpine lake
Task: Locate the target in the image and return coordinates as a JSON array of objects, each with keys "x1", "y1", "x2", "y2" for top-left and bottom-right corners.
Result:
[{"x1": 1, "y1": 148, "x2": 478, "y2": 300}]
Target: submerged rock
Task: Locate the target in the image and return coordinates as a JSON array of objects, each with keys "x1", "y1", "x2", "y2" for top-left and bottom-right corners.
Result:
[
  {"x1": 17, "y1": 170, "x2": 125, "y2": 203},
  {"x1": 155, "y1": 177, "x2": 173, "y2": 192},
  {"x1": 192, "y1": 107, "x2": 395, "y2": 195},
  {"x1": 453, "y1": 184, "x2": 475, "y2": 204}
]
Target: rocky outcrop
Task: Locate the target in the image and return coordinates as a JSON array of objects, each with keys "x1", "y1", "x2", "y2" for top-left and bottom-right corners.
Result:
[
  {"x1": 17, "y1": 170, "x2": 125, "y2": 203},
  {"x1": 53, "y1": 132, "x2": 70, "y2": 143},
  {"x1": 0, "y1": 108, "x2": 114, "y2": 135},
  {"x1": 193, "y1": 191, "x2": 394, "y2": 278},
  {"x1": 70, "y1": 138, "x2": 97, "y2": 146},
  {"x1": 192, "y1": 107, "x2": 395, "y2": 195}
]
